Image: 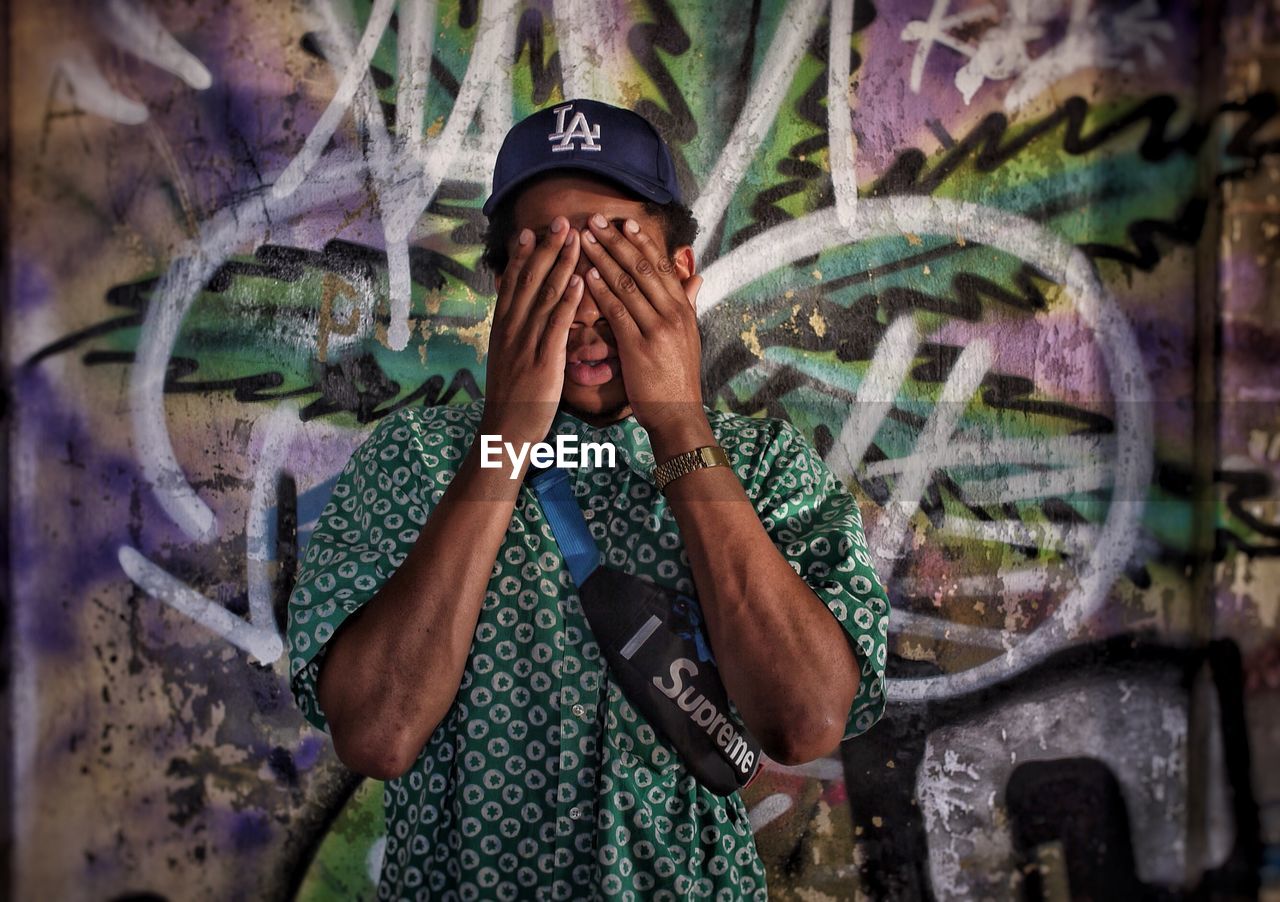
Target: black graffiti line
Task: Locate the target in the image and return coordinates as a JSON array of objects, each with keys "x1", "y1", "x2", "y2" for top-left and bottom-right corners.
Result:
[
  {"x1": 513, "y1": 8, "x2": 563, "y2": 106},
  {"x1": 423, "y1": 178, "x2": 489, "y2": 250},
  {"x1": 729, "y1": 2, "x2": 877, "y2": 251},
  {"x1": 84, "y1": 351, "x2": 290, "y2": 403},
  {"x1": 1220, "y1": 92, "x2": 1280, "y2": 159},
  {"x1": 729, "y1": 22, "x2": 832, "y2": 252},
  {"x1": 25, "y1": 238, "x2": 478, "y2": 369},
  {"x1": 22, "y1": 313, "x2": 144, "y2": 369},
  {"x1": 703, "y1": 279, "x2": 1114, "y2": 433},
  {"x1": 714, "y1": 360, "x2": 1093, "y2": 542},
  {"x1": 1219, "y1": 470, "x2": 1280, "y2": 541},
  {"x1": 81, "y1": 348, "x2": 483, "y2": 425},
  {"x1": 871, "y1": 92, "x2": 1279, "y2": 198},
  {"x1": 299, "y1": 365, "x2": 483, "y2": 422},
  {"x1": 822, "y1": 246, "x2": 1052, "y2": 314},
  {"x1": 627, "y1": 0, "x2": 699, "y2": 197},
  {"x1": 1079, "y1": 197, "x2": 1207, "y2": 272},
  {"x1": 727, "y1": 0, "x2": 765, "y2": 132}
]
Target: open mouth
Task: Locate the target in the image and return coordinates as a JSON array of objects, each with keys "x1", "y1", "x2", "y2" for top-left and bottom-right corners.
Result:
[{"x1": 565, "y1": 355, "x2": 621, "y2": 387}]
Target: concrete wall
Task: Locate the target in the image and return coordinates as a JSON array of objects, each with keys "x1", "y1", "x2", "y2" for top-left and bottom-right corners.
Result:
[{"x1": 5, "y1": 0, "x2": 1278, "y2": 898}]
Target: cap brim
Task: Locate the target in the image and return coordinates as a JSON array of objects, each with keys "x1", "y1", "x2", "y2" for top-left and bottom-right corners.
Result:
[{"x1": 482, "y1": 158, "x2": 675, "y2": 217}]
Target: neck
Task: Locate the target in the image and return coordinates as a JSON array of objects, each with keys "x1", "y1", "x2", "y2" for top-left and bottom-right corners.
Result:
[{"x1": 562, "y1": 400, "x2": 634, "y2": 428}]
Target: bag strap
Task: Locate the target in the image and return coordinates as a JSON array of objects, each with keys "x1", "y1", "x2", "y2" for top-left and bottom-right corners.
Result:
[
  {"x1": 525, "y1": 463, "x2": 764, "y2": 795},
  {"x1": 528, "y1": 466, "x2": 600, "y2": 586}
]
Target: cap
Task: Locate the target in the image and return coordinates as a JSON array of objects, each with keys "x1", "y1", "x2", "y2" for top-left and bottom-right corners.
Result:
[{"x1": 483, "y1": 99, "x2": 682, "y2": 217}]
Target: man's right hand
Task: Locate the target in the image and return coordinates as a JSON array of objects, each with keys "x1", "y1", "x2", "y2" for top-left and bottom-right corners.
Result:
[{"x1": 480, "y1": 216, "x2": 583, "y2": 452}]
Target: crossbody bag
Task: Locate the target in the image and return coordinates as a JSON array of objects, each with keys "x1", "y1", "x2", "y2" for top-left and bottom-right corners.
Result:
[{"x1": 526, "y1": 465, "x2": 763, "y2": 796}]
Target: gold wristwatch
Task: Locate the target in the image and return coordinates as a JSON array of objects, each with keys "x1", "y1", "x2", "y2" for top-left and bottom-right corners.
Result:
[{"x1": 653, "y1": 445, "x2": 731, "y2": 492}]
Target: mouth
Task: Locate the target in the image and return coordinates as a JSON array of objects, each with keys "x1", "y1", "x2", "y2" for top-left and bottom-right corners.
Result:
[{"x1": 565, "y1": 354, "x2": 621, "y2": 387}]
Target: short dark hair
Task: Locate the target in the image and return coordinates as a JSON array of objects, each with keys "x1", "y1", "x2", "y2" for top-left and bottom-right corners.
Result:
[{"x1": 479, "y1": 172, "x2": 699, "y2": 275}]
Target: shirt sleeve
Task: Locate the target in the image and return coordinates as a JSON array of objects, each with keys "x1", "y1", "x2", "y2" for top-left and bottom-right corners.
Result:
[
  {"x1": 286, "y1": 405, "x2": 467, "y2": 733},
  {"x1": 750, "y1": 419, "x2": 890, "y2": 741}
]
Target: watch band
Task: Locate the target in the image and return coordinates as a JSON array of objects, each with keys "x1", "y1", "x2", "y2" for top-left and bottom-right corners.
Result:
[{"x1": 653, "y1": 445, "x2": 731, "y2": 492}]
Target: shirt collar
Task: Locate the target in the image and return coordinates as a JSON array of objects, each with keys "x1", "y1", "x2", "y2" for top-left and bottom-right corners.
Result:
[{"x1": 549, "y1": 406, "x2": 658, "y2": 483}]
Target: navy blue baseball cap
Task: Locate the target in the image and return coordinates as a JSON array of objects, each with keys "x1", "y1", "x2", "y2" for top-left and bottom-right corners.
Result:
[{"x1": 483, "y1": 99, "x2": 682, "y2": 217}]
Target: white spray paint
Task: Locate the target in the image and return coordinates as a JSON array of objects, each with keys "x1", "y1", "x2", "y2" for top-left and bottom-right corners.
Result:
[
  {"x1": 828, "y1": 316, "x2": 922, "y2": 477},
  {"x1": 103, "y1": 0, "x2": 1153, "y2": 706},
  {"x1": 691, "y1": 0, "x2": 828, "y2": 261},
  {"x1": 272, "y1": 0, "x2": 398, "y2": 200},
  {"x1": 118, "y1": 546, "x2": 284, "y2": 664},
  {"x1": 697, "y1": 196, "x2": 1153, "y2": 701},
  {"x1": 901, "y1": 0, "x2": 998, "y2": 96},
  {"x1": 245, "y1": 403, "x2": 300, "y2": 644},
  {"x1": 52, "y1": 45, "x2": 150, "y2": 125},
  {"x1": 747, "y1": 792, "x2": 794, "y2": 831},
  {"x1": 872, "y1": 339, "x2": 994, "y2": 574},
  {"x1": 902, "y1": 0, "x2": 1174, "y2": 111},
  {"x1": 395, "y1": 0, "x2": 436, "y2": 154},
  {"x1": 101, "y1": 0, "x2": 213, "y2": 90},
  {"x1": 553, "y1": 0, "x2": 628, "y2": 104},
  {"x1": 827, "y1": 0, "x2": 860, "y2": 233}
]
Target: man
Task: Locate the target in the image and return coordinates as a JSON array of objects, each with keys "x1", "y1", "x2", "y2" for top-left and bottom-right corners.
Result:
[{"x1": 287, "y1": 99, "x2": 890, "y2": 901}]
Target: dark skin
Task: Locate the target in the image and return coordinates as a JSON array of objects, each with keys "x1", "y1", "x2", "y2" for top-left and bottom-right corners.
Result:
[{"x1": 316, "y1": 174, "x2": 860, "y2": 780}]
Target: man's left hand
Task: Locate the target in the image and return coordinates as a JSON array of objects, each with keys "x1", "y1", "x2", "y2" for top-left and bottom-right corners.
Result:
[{"x1": 579, "y1": 213, "x2": 706, "y2": 438}]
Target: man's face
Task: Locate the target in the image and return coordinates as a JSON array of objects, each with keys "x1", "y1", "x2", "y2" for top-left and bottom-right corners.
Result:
[{"x1": 505, "y1": 174, "x2": 683, "y2": 426}]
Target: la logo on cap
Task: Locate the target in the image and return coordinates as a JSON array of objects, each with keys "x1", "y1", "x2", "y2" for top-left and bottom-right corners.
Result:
[{"x1": 548, "y1": 103, "x2": 602, "y2": 153}]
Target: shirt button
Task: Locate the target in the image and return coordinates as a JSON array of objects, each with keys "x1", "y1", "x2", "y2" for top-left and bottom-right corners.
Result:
[
  {"x1": 572, "y1": 704, "x2": 586, "y2": 717},
  {"x1": 569, "y1": 807, "x2": 580, "y2": 819},
  {"x1": 582, "y1": 508, "x2": 595, "y2": 520}
]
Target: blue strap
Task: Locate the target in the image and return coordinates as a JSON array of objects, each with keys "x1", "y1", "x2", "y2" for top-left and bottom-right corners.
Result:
[{"x1": 528, "y1": 467, "x2": 600, "y2": 585}]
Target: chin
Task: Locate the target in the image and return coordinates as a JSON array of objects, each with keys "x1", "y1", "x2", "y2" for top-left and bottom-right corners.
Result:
[{"x1": 561, "y1": 381, "x2": 630, "y2": 422}]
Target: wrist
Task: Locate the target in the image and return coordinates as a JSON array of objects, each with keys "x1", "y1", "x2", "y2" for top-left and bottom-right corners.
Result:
[
  {"x1": 646, "y1": 409, "x2": 715, "y2": 462},
  {"x1": 653, "y1": 444, "x2": 732, "y2": 493}
]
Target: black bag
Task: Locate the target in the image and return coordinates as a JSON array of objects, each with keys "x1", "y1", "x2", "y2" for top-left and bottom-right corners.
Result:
[{"x1": 528, "y1": 466, "x2": 763, "y2": 796}]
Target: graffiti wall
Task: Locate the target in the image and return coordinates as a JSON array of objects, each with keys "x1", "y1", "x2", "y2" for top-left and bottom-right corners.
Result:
[{"x1": 6, "y1": 0, "x2": 1279, "y2": 898}]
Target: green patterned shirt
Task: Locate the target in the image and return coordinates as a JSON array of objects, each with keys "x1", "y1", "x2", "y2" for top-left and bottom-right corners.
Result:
[{"x1": 287, "y1": 399, "x2": 889, "y2": 901}]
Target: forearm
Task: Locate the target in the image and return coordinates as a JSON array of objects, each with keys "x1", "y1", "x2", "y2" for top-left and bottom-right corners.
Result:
[
  {"x1": 317, "y1": 438, "x2": 528, "y2": 778},
  {"x1": 650, "y1": 419, "x2": 859, "y2": 765}
]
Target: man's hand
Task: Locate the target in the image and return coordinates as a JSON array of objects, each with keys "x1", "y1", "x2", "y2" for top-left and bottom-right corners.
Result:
[
  {"x1": 482, "y1": 216, "x2": 584, "y2": 450},
  {"x1": 579, "y1": 214, "x2": 860, "y2": 763},
  {"x1": 579, "y1": 214, "x2": 706, "y2": 438}
]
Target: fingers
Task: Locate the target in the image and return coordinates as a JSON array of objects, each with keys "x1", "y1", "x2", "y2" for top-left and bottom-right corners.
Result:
[
  {"x1": 584, "y1": 265, "x2": 643, "y2": 343},
  {"x1": 580, "y1": 215, "x2": 663, "y2": 331},
  {"x1": 493, "y1": 227, "x2": 535, "y2": 327},
  {"x1": 618, "y1": 217, "x2": 688, "y2": 302},
  {"x1": 504, "y1": 217, "x2": 574, "y2": 337},
  {"x1": 528, "y1": 227, "x2": 581, "y2": 343},
  {"x1": 537, "y1": 273, "x2": 585, "y2": 359}
]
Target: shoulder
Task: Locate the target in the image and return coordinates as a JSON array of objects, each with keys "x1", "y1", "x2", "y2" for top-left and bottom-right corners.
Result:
[
  {"x1": 706, "y1": 407, "x2": 793, "y2": 451},
  {"x1": 342, "y1": 400, "x2": 484, "y2": 477},
  {"x1": 387, "y1": 397, "x2": 485, "y2": 432},
  {"x1": 706, "y1": 407, "x2": 815, "y2": 462},
  {"x1": 362, "y1": 399, "x2": 485, "y2": 447},
  {"x1": 705, "y1": 407, "x2": 823, "y2": 494}
]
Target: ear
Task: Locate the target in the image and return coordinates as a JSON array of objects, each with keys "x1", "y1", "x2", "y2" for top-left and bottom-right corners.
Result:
[{"x1": 672, "y1": 245, "x2": 702, "y2": 310}]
